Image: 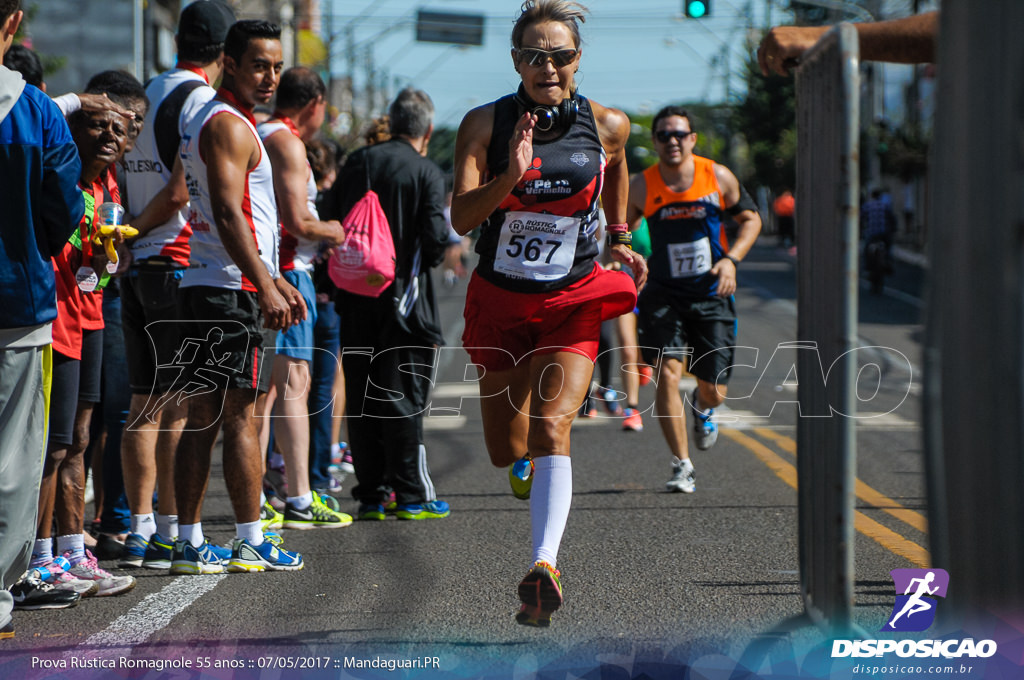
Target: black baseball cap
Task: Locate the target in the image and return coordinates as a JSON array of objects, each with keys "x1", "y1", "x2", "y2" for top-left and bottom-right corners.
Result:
[{"x1": 178, "y1": 0, "x2": 236, "y2": 45}]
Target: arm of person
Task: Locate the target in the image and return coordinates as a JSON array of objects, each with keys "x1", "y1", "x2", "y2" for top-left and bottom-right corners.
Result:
[
  {"x1": 758, "y1": 10, "x2": 938, "y2": 76},
  {"x1": 712, "y1": 163, "x2": 762, "y2": 297},
  {"x1": 626, "y1": 170, "x2": 647, "y2": 231},
  {"x1": 52, "y1": 92, "x2": 135, "y2": 121},
  {"x1": 419, "y1": 167, "x2": 452, "y2": 268},
  {"x1": 129, "y1": 156, "x2": 190, "y2": 237},
  {"x1": 201, "y1": 114, "x2": 290, "y2": 330},
  {"x1": 450, "y1": 104, "x2": 534, "y2": 236},
  {"x1": 41, "y1": 107, "x2": 86, "y2": 251},
  {"x1": 263, "y1": 128, "x2": 345, "y2": 246},
  {"x1": 593, "y1": 100, "x2": 647, "y2": 291},
  {"x1": 274, "y1": 273, "x2": 307, "y2": 325}
]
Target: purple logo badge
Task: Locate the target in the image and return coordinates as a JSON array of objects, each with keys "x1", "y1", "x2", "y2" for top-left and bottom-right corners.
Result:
[{"x1": 882, "y1": 568, "x2": 950, "y2": 632}]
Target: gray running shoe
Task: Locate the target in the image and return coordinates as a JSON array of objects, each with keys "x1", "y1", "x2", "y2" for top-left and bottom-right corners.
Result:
[{"x1": 666, "y1": 458, "x2": 696, "y2": 493}]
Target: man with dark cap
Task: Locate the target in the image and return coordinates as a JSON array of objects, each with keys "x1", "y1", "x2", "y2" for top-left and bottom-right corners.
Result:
[
  {"x1": 117, "y1": 0, "x2": 236, "y2": 570},
  {"x1": 0, "y1": 0, "x2": 86, "y2": 637}
]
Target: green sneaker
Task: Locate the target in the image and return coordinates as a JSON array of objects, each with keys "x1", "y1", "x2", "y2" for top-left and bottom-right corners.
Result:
[
  {"x1": 358, "y1": 503, "x2": 386, "y2": 521},
  {"x1": 260, "y1": 501, "x2": 284, "y2": 531},
  {"x1": 509, "y1": 456, "x2": 534, "y2": 500},
  {"x1": 394, "y1": 500, "x2": 450, "y2": 520},
  {"x1": 516, "y1": 561, "x2": 563, "y2": 627},
  {"x1": 283, "y1": 495, "x2": 353, "y2": 530}
]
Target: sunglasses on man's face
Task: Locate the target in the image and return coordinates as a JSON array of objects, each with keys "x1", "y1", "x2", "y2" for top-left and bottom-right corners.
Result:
[
  {"x1": 655, "y1": 129, "x2": 695, "y2": 143},
  {"x1": 516, "y1": 47, "x2": 579, "y2": 68}
]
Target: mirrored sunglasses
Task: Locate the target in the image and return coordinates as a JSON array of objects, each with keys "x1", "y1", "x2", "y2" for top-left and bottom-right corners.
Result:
[{"x1": 517, "y1": 47, "x2": 578, "y2": 68}]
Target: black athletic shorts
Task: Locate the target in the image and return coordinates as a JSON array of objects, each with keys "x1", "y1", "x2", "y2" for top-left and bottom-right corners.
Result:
[
  {"x1": 175, "y1": 286, "x2": 275, "y2": 394},
  {"x1": 78, "y1": 328, "x2": 103, "y2": 403},
  {"x1": 637, "y1": 285, "x2": 737, "y2": 385},
  {"x1": 49, "y1": 350, "x2": 80, "y2": 446},
  {"x1": 121, "y1": 259, "x2": 187, "y2": 395}
]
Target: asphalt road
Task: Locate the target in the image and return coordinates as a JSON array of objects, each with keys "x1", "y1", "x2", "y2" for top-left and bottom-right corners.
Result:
[{"x1": 0, "y1": 242, "x2": 930, "y2": 679}]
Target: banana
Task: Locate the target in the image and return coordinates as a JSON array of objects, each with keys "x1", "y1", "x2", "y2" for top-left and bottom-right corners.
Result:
[
  {"x1": 92, "y1": 224, "x2": 139, "y2": 240},
  {"x1": 104, "y1": 237, "x2": 118, "y2": 264},
  {"x1": 91, "y1": 225, "x2": 138, "y2": 267}
]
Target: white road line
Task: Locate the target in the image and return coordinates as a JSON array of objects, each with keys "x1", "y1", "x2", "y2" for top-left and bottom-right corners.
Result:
[
  {"x1": 423, "y1": 414, "x2": 469, "y2": 430},
  {"x1": 79, "y1": 575, "x2": 227, "y2": 650},
  {"x1": 431, "y1": 383, "x2": 479, "y2": 398}
]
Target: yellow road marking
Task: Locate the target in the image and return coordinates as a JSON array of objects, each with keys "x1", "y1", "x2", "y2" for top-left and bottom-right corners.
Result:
[
  {"x1": 722, "y1": 429, "x2": 930, "y2": 568},
  {"x1": 752, "y1": 428, "x2": 928, "y2": 534}
]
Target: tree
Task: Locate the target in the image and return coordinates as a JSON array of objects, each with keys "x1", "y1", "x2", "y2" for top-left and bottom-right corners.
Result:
[
  {"x1": 730, "y1": 38, "x2": 796, "y2": 192},
  {"x1": 16, "y1": 3, "x2": 67, "y2": 79}
]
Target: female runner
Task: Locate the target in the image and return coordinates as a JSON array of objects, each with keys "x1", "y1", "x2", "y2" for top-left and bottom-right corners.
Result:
[{"x1": 451, "y1": 0, "x2": 647, "y2": 627}]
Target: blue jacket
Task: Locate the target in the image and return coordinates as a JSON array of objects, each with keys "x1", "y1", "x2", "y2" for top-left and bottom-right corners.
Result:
[{"x1": 0, "y1": 65, "x2": 84, "y2": 332}]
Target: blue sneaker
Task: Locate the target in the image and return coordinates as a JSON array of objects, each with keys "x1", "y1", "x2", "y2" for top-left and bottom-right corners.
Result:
[
  {"x1": 170, "y1": 540, "x2": 226, "y2": 575},
  {"x1": 141, "y1": 532, "x2": 174, "y2": 570},
  {"x1": 690, "y1": 388, "x2": 719, "y2": 450},
  {"x1": 509, "y1": 456, "x2": 534, "y2": 500},
  {"x1": 395, "y1": 500, "x2": 450, "y2": 520},
  {"x1": 208, "y1": 542, "x2": 232, "y2": 564},
  {"x1": 358, "y1": 503, "x2": 386, "y2": 521},
  {"x1": 227, "y1": 538, "x2": 304, "y2": 572},
  {"x1": 117, "y1": 533, "x2": 147, "y2": 568}
]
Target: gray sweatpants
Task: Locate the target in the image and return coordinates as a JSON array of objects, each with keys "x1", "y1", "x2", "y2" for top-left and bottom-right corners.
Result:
[{"x1": 0, "y1": 344, "x2": 48, "y2": 628}]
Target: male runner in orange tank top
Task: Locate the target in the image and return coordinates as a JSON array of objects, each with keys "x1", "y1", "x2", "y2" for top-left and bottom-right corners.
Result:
[{"x1": 626, "y1": 106, "x2": 762, "y2": 494}]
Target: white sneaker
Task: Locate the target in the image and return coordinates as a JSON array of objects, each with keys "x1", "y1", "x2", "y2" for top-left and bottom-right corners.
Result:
[
  {"x1": 666, "y1": 459, "x2": 696, "y2": 493},
  {"x1": 35, "y1": 558, "x2": 99, "y2": 597},
  {"x1": 63, "y1": 551, "x2": 136, "y2": 597}
]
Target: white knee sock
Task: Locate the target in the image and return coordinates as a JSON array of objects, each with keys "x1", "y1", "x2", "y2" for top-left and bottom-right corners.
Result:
[{"x1": 530, "y1": 455, "x2": 572, "y2": 568}]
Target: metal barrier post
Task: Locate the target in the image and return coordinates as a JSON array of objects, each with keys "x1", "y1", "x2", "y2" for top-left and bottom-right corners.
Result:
[
  {"x1": 794, "y1": 23, "x2": 860, "y2": 633},
  {"x1": 924, "y1": 0, "x2": 1024, "y2": 618}
]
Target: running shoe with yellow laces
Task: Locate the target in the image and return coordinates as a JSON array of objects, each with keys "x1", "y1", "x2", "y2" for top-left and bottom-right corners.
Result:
[
  {"x1": 260, "y1": 500, "x2": 284, "y2": 531},
  {"x1": 283, "y1": 494, "x2": 353, "y2": 529},
  {"x1": 509, "y1": 455, "x2": 534, "y2": 500},
  {"x1": 515, "y1": 561, "x2": 563, "y2": 627}
]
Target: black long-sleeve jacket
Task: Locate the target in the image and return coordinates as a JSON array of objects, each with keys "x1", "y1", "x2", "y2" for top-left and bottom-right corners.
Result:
[{"x1": 321, "y1": 137, "x2": 449, "y2": 346}]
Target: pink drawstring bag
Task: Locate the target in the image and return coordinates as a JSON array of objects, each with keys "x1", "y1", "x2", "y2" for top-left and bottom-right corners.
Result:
[{"x1": 328, "y1": 179, "x2": 396, "y2": 297}]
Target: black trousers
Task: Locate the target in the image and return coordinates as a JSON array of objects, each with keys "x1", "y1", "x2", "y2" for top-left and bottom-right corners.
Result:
[{"x1": 339, "y1": 307, "x2": 437, "y2": 506}]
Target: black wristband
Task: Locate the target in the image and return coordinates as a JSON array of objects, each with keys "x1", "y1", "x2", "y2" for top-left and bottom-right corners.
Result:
[
  {"x1": 606, "y1": 231, "x2": 632, "y2": 249},
  {"x1": 724, "y1": 254, "x2": 740, "y2": 268},
  {"x1": 726, "y1": 184, "x2": 758, "y2": 216}
]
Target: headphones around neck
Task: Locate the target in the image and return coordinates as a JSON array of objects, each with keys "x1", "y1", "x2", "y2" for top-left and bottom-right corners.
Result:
[{"x1": 514, "y1": 84, "x2": 578, "y2": 134}]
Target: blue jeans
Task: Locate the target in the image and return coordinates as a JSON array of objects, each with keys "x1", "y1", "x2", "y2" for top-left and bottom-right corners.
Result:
[
  {"x1": 308, "y1": 300, "x2": 340, "y2": 489},
  {"x1": 100, "y1": 292, "x2": 131, "y2": 534}
]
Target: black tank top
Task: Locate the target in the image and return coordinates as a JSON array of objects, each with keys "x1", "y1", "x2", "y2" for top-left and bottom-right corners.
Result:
[{"x1": 474, "y1": 93, "x2": 605, "y2": 293}]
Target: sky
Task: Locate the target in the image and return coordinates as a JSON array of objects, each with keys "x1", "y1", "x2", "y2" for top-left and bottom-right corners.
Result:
[{"x1": 323, "y1": 0, "x2": 793, "y2": 129}]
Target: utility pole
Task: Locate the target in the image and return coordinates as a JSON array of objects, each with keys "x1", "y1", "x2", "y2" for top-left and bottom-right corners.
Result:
[{"x1": 346, "y1": 25, "x2": 356, "y2": 119}]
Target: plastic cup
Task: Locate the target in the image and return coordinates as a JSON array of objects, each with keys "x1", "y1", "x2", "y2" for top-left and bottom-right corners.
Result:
[{"x1": 97, "y1": 202, "x2": 125, "y2": 226}]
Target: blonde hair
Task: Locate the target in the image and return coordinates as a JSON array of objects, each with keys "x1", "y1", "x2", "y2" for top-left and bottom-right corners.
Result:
[
  {"x1": 364, "y1": 115, "x2": 391, "y2": 146},
  {"x1": 511, "y1": 0, "x2": 588, "y2": 49}
]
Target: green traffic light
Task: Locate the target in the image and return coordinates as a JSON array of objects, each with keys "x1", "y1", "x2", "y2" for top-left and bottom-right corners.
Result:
[{"x1": 686, "y1": 0, "x2": 708, "y2": 18}]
